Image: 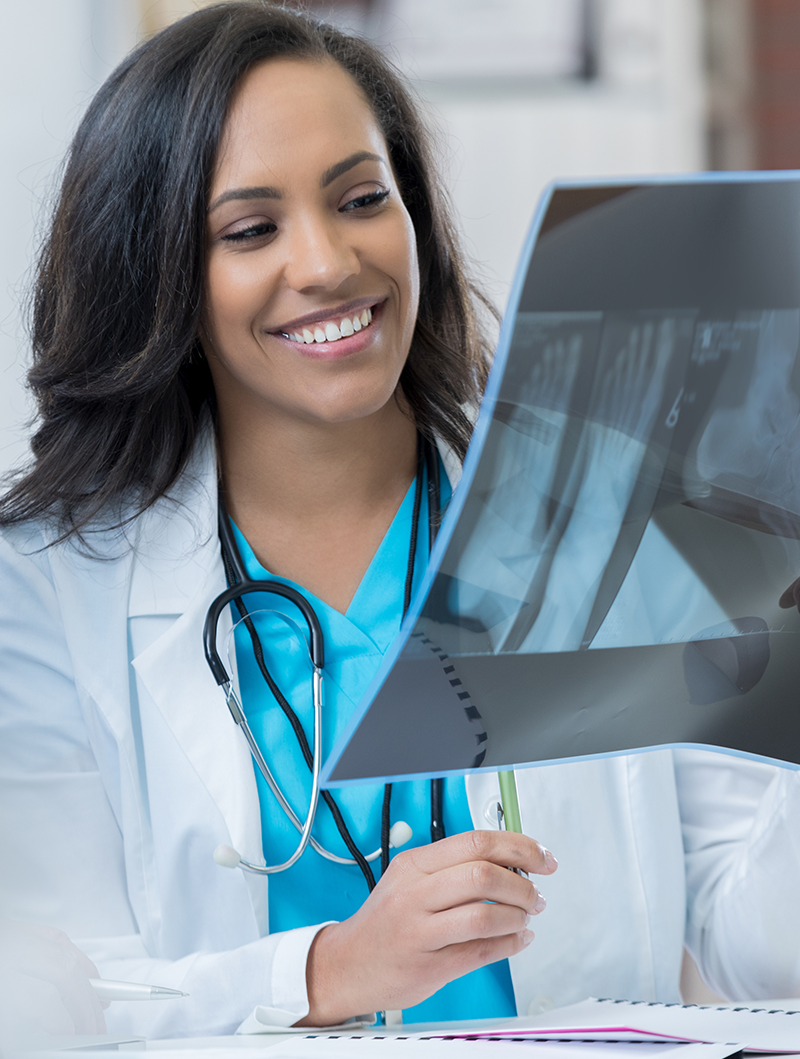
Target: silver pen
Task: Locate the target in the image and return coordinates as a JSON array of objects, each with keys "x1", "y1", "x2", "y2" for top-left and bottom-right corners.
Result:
[{"x1": 89, "y1": 978, "x2": 188, "y2": 1001}]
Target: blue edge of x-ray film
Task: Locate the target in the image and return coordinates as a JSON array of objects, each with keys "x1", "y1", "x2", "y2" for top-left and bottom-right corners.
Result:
[{"x1": 321, "y1": 169, "x2": 800, "y2": 790}]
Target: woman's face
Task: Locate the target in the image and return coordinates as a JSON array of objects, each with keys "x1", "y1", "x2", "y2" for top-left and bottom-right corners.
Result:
[{"x1": 204, "y1": 57, "x2": 420, "y2": 429}]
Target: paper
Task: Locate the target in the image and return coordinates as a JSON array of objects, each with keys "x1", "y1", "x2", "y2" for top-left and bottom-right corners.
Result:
[
  {"x1": 426, "y1": 997, "x2": 800, "y2": 1054},
  {"x1": 268, "y1": 1038, "x2": 741, "y2": 1059},
  {"x1": 323, "y1": 174, "x2": 800, "y2": 788},
  {"x1": 15, "y1": 1038, "x2": 743, "y2": 1059}
]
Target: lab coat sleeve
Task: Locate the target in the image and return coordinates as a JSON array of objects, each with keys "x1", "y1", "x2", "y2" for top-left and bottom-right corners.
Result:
[
  {"x1": 676, "y1": 747, "x2": 800, "y2": 1000},
  {"x1": 79, "y1": 925, "x2": 330, "y2": 1037},
  {"x1": 0, "y1": 531, "x2": 331, "y2": 1038}
]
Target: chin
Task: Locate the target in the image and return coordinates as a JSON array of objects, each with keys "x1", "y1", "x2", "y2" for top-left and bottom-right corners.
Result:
[{"x1": 300, "y1": 379, "x2": 405, "y2": 426}]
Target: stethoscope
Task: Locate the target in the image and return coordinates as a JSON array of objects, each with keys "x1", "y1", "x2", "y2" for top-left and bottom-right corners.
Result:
[{"x1": 203, "y1": 436, "x2": 444, "y2": 893}]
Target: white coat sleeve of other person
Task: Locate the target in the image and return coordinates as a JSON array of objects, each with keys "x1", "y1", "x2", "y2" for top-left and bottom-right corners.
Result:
[
  {"x1": 0, "y1": 434, "x2": 334, "y2": 1039},
  {"x1": 678, "y1": 749, "x2": 800, "y2": 999}
]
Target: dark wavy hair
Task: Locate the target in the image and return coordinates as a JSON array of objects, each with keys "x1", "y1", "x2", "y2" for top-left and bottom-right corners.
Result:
[{"x1": 0, "y1": 0, "x2": 493, "y2": 539}]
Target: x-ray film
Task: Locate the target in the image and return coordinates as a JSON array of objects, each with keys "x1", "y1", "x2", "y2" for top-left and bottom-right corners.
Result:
[{"x1": 323, "y1": 174, "x2": 800, "y2": 787}]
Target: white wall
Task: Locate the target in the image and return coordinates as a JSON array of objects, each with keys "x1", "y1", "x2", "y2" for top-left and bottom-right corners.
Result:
[
  {"x1": 410, "y1": 0, "x2": 706, "y2": 305},
  {"x1": 0, "y1": 0, "x2": 138, "y2": 476}
]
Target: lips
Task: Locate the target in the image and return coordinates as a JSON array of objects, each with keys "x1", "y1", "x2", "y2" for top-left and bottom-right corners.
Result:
[
  {"x1": 270, "y1": 298, "x2": 381, "y2": 345},
  {"x1": 282, "y1": 306, "x2": 373, "y2": 345}
]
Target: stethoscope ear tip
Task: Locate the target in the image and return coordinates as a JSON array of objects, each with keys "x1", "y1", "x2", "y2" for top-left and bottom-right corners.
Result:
[{"x1": 213, "y1": 844, "x2": 242, "y2": 869}]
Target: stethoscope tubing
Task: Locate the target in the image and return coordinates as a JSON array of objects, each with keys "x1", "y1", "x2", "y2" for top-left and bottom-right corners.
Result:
[
  {"x1": 205, "y1": 438, "x2": 442, "y2": 877},
  {"x1": 221, "y1": 678, "x2": 389, "y2": 869},
  {"x1": 204, "y1": 531, "x2": 390, "y2": 871},
  {"x1": 204, "y1": 579, "x2": 325, "y2": 873},
  {"x1": 204, "y1": 580, "x2": 324, "y2": 682}
]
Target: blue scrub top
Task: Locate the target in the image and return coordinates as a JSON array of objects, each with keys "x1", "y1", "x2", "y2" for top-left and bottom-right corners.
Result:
[{"x1": 231, "y1": 460, "x2": 516, "y2": 1023}]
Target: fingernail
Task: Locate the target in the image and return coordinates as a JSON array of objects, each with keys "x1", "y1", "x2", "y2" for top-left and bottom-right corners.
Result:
[
  {"x1": 543, "y1": 848, "x2": 558, "y2": 872},
  {"x1": 519, "y1": 929, "x2": 534, "y2": 946},
  {"x1": 534, "y1": 891, "x2": 547, "y2": 914}
]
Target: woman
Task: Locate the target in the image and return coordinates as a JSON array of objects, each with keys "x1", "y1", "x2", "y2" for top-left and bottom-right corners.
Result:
[
  {"x1": 2, "y1": 0, "x2": 800, "y2": 1041},
  {"x1": 0, "y1": 1, "x2": 552, "y2": 1038}
]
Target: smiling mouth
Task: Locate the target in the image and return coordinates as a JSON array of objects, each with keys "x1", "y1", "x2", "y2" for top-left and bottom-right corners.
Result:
[{"x1": 280, "y1": 306, "x2": 374, "y2": 345}]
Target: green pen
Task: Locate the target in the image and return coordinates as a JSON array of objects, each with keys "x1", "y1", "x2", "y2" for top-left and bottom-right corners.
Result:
[
  {"x1": 498, "y1": 770, "x2": 522, "y2": 833},
  {"x1": 497, "y1": 769, "x2": 525, "y2": 875}
]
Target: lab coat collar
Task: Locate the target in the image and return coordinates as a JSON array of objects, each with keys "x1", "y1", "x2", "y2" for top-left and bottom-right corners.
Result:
[
  {"x1": 127, "y1": 427, "x2": 264, "y2": 863},
  {"x1": 128, "y1": 424, "x2": 221, "y2": 618},
  {"x1": 126, "y1": 423, "x2": 461, "y2": 864}
]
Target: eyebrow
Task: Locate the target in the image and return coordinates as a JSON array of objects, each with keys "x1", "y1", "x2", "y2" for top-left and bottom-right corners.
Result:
[
  {"x1": 320, "y1": 151, "x2": 383, "y2": 188},
  {"x1": 208, "y1": 151, "x2": 384, "y2": 212},
  {"x1": 208, "y1": 185, "x2": 282, "y2": 212}
]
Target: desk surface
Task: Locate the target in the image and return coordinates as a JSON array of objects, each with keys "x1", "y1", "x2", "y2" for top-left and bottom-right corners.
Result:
[{"x1": 148, "y1": 1035, "x2": 297, "y2": 1050}]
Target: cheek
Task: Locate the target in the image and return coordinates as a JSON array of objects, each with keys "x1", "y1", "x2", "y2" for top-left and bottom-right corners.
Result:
[
  {"x1": 203, "y1": 265, "x2": 237, "y2": 342},
  {"x1": 204, "y1": 257, "x2": 268, "y2": 342}
]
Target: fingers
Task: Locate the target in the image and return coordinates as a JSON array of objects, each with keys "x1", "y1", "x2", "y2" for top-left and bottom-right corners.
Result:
[
  {"x1": 0, "y1": 976, "x2": 74, "y2": 1038},
  {"x1": 397, "y1": 829, "x2": 558, "y2": 879},
  {"x1": 429, "y1": 897, "x2": 530, "y2": 949},
  {"x1": 430, "y1": 927, "x2": 535, "y2": 985},
  {"x1": 419, "y1": 857, "x2": 543, "y2": 917},
  {"x1": 0, "y1": 920, "x2": 106, "y2": 1035},
  {"x1": 39, "y1": 950, "x2": 106, "y2": 1034},
  {"x1": 416, "y1": 856, "x2": 548, "y2": 952}
]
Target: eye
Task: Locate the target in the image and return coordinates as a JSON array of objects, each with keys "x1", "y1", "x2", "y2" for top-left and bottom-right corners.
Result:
[
  {"x1": 220, "y1": 220, "x2": 277, "y2": 243},
  {"x1": 340, "y1": 189, "x2": 391, "y2": 213}
]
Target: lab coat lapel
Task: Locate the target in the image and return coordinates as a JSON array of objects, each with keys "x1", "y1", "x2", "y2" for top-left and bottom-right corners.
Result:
[
  {"x1": 128, "y1": 436, "x2": 263, "y2": 865},
  {"x1": 129, "y1": 430, "x2": 459, "y2": 870}
]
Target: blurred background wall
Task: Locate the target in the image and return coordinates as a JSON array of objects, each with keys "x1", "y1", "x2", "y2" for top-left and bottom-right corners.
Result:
[{"x1": 0, "y1": 0, "x2": 795, "y2": 471}]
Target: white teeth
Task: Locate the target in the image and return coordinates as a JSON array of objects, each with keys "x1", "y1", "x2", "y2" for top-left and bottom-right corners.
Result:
[{"x1": 284, "y1": 307, "x2": 375, "y2": 344}]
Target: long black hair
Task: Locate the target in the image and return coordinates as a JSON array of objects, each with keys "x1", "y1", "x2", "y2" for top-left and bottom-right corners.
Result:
[{"x1": 0, "y1": 1, "x2": 494, "y2": 540}]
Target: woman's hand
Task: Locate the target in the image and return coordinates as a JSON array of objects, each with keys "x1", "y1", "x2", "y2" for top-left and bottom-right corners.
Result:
[
  {"x1": 299, "y1": 829, "x2": 557, "y2": 1026},
  {"x1": 0, "y1": 919, "x2": 107, "y2": 1041}
]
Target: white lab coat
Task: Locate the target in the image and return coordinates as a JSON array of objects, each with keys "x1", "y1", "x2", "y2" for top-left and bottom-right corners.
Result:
[{"x1": 1, "y1": 428, "x2": 799, "y2": 1039}]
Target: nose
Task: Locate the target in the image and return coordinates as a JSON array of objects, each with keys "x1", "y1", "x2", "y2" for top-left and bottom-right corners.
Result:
[{"x1": 283, "y1": 212, "x2": 360, "y2": 292}]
